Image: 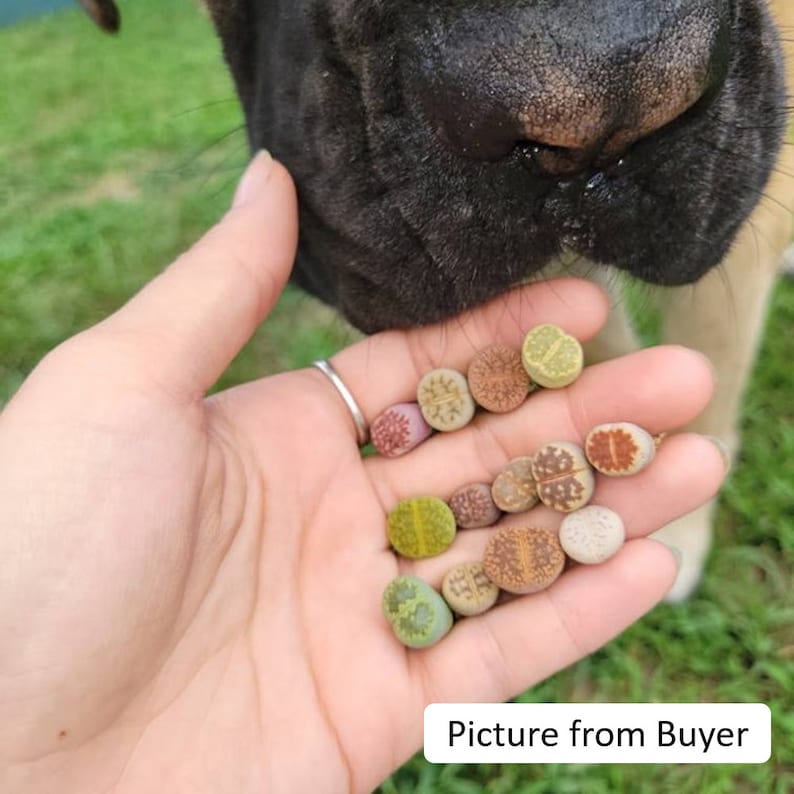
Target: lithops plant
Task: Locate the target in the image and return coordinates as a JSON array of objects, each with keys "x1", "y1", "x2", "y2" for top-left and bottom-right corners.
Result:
[
  {"x1": 531, "y1": 441, "x2": 595, "y2": 512},
  {"x1": 483, "y1": 526, "x2": 566, "y2": 594},
  {"x1": 448, "y1": 482, "x2": 502, "y2": 529},
  {"x1": 417, "y1": 368, "x2": 476, "y2": 432},
  {"x1": 467, "y1": 343, "x2": 531, "y2": 413},
  {"x1": 558, "y1": 505, "x2": 626, "y2": 564},
  {"x1": 585, "y1": 422, "x2": 656, "y2": 476},
  {"x1": 491, "y1": 456, "x2": 539, "y2": 513},
  {"x1": 382, "y1": 576, "x2": 454, "y2": 648},
  {"x1": 387, "y1": 496, "x2": 457, "y2": 558},
  {"x1": 521, "y1": 324, "x2": 583, "y2": 389},
  {"x1": 441, "y1": 562, "x2": 500, "y2": 617}
]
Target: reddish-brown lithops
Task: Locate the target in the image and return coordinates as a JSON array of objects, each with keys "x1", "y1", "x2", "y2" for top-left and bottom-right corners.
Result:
[
  {"x1": 417, "y1": 368, "x2": 476, "y2": 432},
  {"x1": 448, "y1": 482, "x2": 502, "y2": 529},
  {"x1": 467, "y1": 343, "x2": 531, "y2": 413},
  {"x1": 370, "y1": 402, "x2": 432, "y2": 457},
  {"x1": 559, "y1": 505, "x2": 626, "y2": 564},
  {"x1": 491, "y1": 456, "x2": 539, "y2": 513},
  {"x1": 531, "y1": 441, "x2": 595, "y2": 512},
  {"x1": 441, "y1": 562, "x2": 500, "y2": 616},
  {"x1": 585, "y1": 422, "x2": 656, "y2": 476},
  {"x1": 483, "y1": 526, "x2": 566, "y2": 594}
]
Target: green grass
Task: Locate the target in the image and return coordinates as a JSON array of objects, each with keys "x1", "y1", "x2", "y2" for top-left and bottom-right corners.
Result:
[{"x1": 1, "y1": 3, "x2": 792, "y2": 792}]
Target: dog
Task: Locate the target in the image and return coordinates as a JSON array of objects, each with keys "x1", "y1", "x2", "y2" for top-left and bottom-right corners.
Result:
[{"x1": 81, "y1": 0, "x2": 794, "y2": 601}]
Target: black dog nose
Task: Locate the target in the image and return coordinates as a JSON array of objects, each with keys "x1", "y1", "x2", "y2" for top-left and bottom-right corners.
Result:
[{"x1": 410, "y1": 2, "x2": 729, "y2": 177}]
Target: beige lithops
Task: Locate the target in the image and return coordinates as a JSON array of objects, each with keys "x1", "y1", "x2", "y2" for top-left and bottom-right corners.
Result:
[
  {"x1": 521, "y1": 324, "x2": 583, "y2": 388},
  {"x1": 559, "y1": 505, "x2": 626, "y2": 564},
  {"x1": 483, "y1": 526, "x2": 566, "y2": 594},
  {"x1": 441, "y1": 562, "x2": 500, "y2": 616},
  {"x1": 531, "y1": 440, "x2": 595, "y2": 512},
  {"x1": 585, "y1": 422, "x2": 656, "y2": 476},
  {"x1": 491, "y1": 456, "x2": 539, "y2": 513},
  {"x1": 417, "y1": 368, "x2": 476, "y2": 432}
]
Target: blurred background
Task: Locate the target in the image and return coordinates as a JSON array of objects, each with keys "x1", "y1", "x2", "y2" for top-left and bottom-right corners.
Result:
[{"x1": 0, "y1": 1, "x2": 791, "y2": 791}]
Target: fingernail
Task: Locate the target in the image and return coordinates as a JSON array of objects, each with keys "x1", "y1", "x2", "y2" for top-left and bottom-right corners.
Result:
[
  {"x1": 703, "y1": 435, "x2": 732, "y2": 475},
  {"x1": 668, "y1": 545, "x2": 683, "y2": 571},
  {"x1": 232, "y1": 150, "x2": 274, "y2": 208}
]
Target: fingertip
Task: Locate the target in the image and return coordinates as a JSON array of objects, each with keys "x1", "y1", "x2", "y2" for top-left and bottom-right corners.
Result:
[
  {"x1": 513, "y1": 277, "x2": 611, "y2": 341},
  {"x1": 636, "y1": 537, "x2": 681, "y2": 596},
  {"x1": 657, "y1": 344, "x2": 717, "y2": 403}
]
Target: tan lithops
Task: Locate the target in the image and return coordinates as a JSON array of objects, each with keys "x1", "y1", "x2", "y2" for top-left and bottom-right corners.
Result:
[
  {"x1": 531, "y1": 441, "x2": 595, "y2": 512},
  {"x1": 448, "y1": 482, "x2": 502, "y2": 529},
  {"x1": 417, "y1": 368, "x2": 476, "y2": 432},
  {"x1": 441, "y1": 562, "x2": 500, "y2": 616},
  {"x1": 482, "y1": 526, "x2": 566, "y2": 594},
  {"x1": 585, "y1": 422, "x2": 656, "y2": 476},
  {"x1": 558, "y1": 505, "x2": 626, "y2": 564},
  {"x1": 521, "y1": 324, "x2": 583, "y2": 389},
  {"x1": 467, "y1": 343, "x2": 531, "y2": 413},
  {"x1": 491, "y1": 456, "x2": 539, "y2": 513}
]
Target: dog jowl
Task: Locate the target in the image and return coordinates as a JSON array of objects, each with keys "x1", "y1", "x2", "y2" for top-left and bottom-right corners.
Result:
[{"x1": 198, "y1": 0, "x2": 786, "y2": 333}]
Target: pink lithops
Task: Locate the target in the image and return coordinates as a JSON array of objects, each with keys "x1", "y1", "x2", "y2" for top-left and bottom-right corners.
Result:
[{"x1": 370, "y1": 403, "x2": 432, "y2": 457}]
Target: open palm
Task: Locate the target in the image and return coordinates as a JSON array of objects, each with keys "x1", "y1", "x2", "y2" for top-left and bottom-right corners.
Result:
[{"x1": 0, "y1": 155, "x2": 725, "y2": 794}]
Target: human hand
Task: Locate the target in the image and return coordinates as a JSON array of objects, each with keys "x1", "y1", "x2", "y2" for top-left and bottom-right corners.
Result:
[{"x1": 0, "y1": 153, "x2": 726, "y2": 794}]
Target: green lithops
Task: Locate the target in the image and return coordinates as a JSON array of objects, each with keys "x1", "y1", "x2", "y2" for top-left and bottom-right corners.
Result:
[
  {"x1": 387, "y1": 496, "x2": 457, "y2": 558},
  {"x1": 521, "y1": 324, "x2": 583, "y2": 388},
  {"x1": 382, "y1": 575, "x2": 454, "y2": 649}
]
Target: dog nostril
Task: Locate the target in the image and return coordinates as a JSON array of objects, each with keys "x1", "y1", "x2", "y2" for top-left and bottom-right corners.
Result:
[{"x1": 515, "y1": 142, "x2": 597, "y2": 179}]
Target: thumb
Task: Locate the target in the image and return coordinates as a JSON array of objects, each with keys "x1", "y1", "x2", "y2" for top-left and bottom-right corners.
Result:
[{"x1": 96, "y1": 151, "x2": 298, "y2": 399}]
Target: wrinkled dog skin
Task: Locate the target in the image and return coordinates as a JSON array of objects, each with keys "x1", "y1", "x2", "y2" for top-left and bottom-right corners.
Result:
[
  {"x1": 82, "y1": 0, "x2": 793, "y2": 600},
  {"x1": 201, "y1": 0, "x2": 788, "y2": 332}
]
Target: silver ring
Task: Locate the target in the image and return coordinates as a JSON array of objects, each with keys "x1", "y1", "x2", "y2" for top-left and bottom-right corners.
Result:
[{"x1": 312, "y1": 359, "x2": 369, "y2": 446}]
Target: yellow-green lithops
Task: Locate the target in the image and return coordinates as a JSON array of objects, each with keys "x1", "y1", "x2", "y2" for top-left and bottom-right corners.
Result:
[
  {"x1": 521, "y1": 324, "x2": 583, "y2": 388},
  {"x1": 387, "y1": 496, "x2": 457, "y2": 558},
  {"x1": 382, "y1": 575, "x2": 454, "y2": 648}
]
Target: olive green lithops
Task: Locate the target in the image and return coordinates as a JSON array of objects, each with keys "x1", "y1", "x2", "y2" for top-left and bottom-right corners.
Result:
[
  {"x1": 417, "y1": 368, "x2": 476, "y2": 431},
  {"x1": 387, "y1": 496, "x2": 457, "y2": 558},
  {"x1": 491, "y1": 456, "x2": 539, "y2": 513},
  {"x1": 521, "y1": 324, "x2": 583, "y2": 388},
  {"x1": 382, "y1": 575, "x2": 453, "y2": 648},
  {"x1": 442, "y1": 562, "x2": 500, "y2": 616},
  {"x1": 531, "y1": 440, "x2": 595, "y2": 512},
  {"x1": 585, "y1": 422, "x2": 656, "y2": 476},
  {"x1": 483, "y1": 526, "x2": 566, "y2": 594}
]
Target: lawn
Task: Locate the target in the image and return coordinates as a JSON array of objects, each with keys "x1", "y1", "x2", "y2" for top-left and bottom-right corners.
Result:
[{"x1": 0, "y1": 2, "x2": 791, "y2": 792}]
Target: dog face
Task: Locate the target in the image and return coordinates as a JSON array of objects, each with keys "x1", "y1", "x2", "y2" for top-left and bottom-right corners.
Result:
[
  {"x1": 88, "y1": 1, "x2": 789, "y2": 333},
  {"x1": 202, "y1": 0, "x2": 788, "y2": 332}
]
